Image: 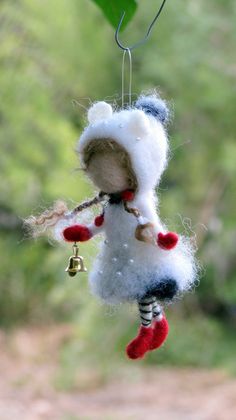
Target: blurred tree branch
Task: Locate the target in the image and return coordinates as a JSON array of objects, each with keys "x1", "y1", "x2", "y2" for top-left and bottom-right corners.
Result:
[
  {"x1": 0, "y1": 207, "x2": 21, "y2": 231},
  {"x1": 196, "y1": 174, "x2": 228, "y2": 248}
]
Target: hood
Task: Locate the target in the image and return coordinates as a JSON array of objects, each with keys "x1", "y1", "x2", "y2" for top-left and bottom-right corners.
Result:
[{"x1": 77, "y1": 94, "x2": 170, "y2": 194}]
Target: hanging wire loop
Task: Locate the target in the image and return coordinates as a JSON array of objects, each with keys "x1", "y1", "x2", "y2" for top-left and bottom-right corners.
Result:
[
  {"x1": 115, "y1": 0, "x2": 167, "y2": 51},
  {"x1": 121, "y1": 48, "x2": 132, "y2": 107}
]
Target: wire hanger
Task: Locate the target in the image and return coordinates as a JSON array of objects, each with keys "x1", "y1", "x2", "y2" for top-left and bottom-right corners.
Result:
[
  {"x1": 115, "y1": 0, "x2": 167, "y2": 52},
  {"x1": 116, "y1": 0, "x2": 167, "y2": 107}
]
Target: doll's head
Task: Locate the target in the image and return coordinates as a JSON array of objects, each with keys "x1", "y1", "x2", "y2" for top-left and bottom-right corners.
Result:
[
  {"x1": 83, "y1": 139, "x2": 138, "y2": 194},
  {"x1": 78, "y1": 94, "x2": 170, "y2": 195},
  {"x1": 25, "y1": 94, "x2": 170, "y2": 235}
]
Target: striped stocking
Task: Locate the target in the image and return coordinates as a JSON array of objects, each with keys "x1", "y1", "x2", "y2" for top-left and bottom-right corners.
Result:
[
  {"x1": 152, "y1": 299, "x2": 163, "y2": 321},
  {"x1": 138, "y1": 297, "x2": 155, "y2": 327}
]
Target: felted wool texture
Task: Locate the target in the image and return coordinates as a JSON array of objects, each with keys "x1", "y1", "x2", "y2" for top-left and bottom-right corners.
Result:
[
  {"x1": 73, "y1": 94, "x2": 198, "y2": 305},
  {"x1": 136, "y1": 94, "x2": 170, "y2": 124},
  {"x1": 149, "y1": 316, "x2": 169, "y2": 350},
  {"x1": 126, "y1": 325, "x2": 153, "y2": 359},
  {"x1": 78, "y1": 105, "x2": 168, "y2": 194},
  {"x1": 88, "y1": 194, "x2": 197, "y2": 304},
  {"x1": 63, "y1": 225, "x2": 92, "y2": 242},
  {"x1": 54, "y1": 208, "x2": 97, "y2": 241}
]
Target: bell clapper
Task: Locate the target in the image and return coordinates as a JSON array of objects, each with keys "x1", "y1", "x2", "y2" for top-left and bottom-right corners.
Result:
[{"x1": 65, "y1": 242, "x2": 87, "y2": 277}]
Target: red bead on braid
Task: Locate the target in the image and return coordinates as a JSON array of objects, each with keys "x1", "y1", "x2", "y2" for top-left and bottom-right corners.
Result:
[
  {"x1": 94, "y1": 214, "x2": 104, "y2": 227},
  {"x1": 121, "y1": 190, "x2": 135, "y2": 202}
]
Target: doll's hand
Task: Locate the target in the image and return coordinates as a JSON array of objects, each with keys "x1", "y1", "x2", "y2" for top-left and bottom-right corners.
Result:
[
  {"x1": 157, "y1": 232, "x2": 178, "y2": 250},
  {"x1": 63, "y1": 225, "x2": 92, "y2": 242}
]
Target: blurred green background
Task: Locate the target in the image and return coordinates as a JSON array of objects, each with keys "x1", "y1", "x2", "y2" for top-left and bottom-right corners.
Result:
[{"x1": 1, "y1": 0, "x2": 236, "y2": 390}]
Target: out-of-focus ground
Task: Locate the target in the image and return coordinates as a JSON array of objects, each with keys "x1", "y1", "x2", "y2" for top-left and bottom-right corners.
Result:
[{"x1": 0, "y1": 325, "x2": 235, "y2": 420}]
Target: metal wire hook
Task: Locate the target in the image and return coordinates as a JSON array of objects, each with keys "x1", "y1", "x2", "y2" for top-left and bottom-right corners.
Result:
[
  {"x1": 121, "y1": 49, "x2": 132, "y2": 107},
  {"x1": 115, "y1": 0, "x2": 167, "y2": 51}
]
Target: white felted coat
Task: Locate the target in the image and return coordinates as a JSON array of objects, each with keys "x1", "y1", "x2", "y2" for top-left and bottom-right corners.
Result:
[{"x1": 74, "y1": 96, "x2": 196, "y2": 304}]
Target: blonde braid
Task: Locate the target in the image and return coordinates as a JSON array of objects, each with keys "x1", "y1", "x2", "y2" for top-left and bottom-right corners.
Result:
[{"x1": 25, "y1": 192, "x2": 107, "y2": 237}]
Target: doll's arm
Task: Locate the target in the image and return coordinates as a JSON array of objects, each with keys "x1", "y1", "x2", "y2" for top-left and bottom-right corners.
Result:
[
  {"x1": 152, "y1": 218, "x2": 178, "y2": 250},
  {"x1": 135, "y1": 214, "x2": 178, "y2": 250},
  {"x1": 135, "y1": 195, "x2": 178, "y2": 250},
  {"x1": 63, "y1": 214, "x2": 104, "y2": 242},
  {"x1": 148, "y1": 213, "x2": 179, "y2": 250}
]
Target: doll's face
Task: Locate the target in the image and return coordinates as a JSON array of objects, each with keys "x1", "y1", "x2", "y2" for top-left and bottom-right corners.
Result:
[
  {"x1": 87, "y1": 151, "x2": 129, "y2": 193},
  {"x1": 84, "y1": 139, "x2": 137, "y2": 194}
]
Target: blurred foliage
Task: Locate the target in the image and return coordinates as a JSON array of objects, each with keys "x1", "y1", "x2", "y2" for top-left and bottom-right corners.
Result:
[{"x1": 0, "y1": 0, "x2": 236, "y2": 373}]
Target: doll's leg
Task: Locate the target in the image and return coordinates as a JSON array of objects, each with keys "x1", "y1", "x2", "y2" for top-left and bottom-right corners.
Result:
[
  {"x1": 152, "y1": 299, "x2": 163, "y2": 320},
  {"x1": 126, "y1": 297, "x2": 154, "y2": 360},
  {"x1": 149, "y1": 298, "x2": 169, "y2": 351},
  {"x1": 138, "y1": 297, "x2": 155, "y2": 327}
]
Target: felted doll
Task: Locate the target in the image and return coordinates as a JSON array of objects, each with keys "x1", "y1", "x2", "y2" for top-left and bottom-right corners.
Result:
[{"x1": 27, "y1": 93, "x2": 197, "y2": 360}]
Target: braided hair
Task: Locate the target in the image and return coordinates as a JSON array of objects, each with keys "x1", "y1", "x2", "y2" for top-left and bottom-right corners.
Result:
[{"x1": 25, "y1": 192, "x2": 106, "y2": 237}]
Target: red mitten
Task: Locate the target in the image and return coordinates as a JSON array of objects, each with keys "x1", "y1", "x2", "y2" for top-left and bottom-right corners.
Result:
[
  {"x1": 157, "y1": 232, "x2": 178, "y2": 250},
  {"x1": 63, "y1": 225, "x2": 92, "y2": 242}
]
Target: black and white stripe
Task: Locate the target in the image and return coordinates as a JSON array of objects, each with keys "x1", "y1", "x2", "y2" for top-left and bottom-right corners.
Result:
[
  {"x1": 152, "y1": 300, "x2": 163, "y2": 321},
  {"x1": 138, "y1": 297, "x2": 163, "y2": 326},
  {"x1": 138, "y1": 297, "x2": 155, "y2": 327}
]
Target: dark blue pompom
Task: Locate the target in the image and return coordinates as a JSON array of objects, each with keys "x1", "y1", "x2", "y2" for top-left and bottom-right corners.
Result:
[{"x1": 135, "y1": 95, "x2": 169, "y2": 124}]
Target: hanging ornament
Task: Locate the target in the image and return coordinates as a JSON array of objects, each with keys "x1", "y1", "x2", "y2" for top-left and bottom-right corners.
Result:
[{"x1": 26, "y1": 0, "x2": 198, "y2": 360}]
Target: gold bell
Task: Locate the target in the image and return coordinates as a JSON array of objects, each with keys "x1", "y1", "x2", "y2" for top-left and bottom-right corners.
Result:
[{"x1": 65, "y1": 243, "x2": 87, "y2": 277}]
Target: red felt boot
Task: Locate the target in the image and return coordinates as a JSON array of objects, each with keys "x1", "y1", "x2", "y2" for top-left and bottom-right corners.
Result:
[
  {"x1": 126, "y1": 326, "x2": 153, "y2": 360},
  {"x1": 149, "y1": 315, "x2": 169, "y2": 351}
]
